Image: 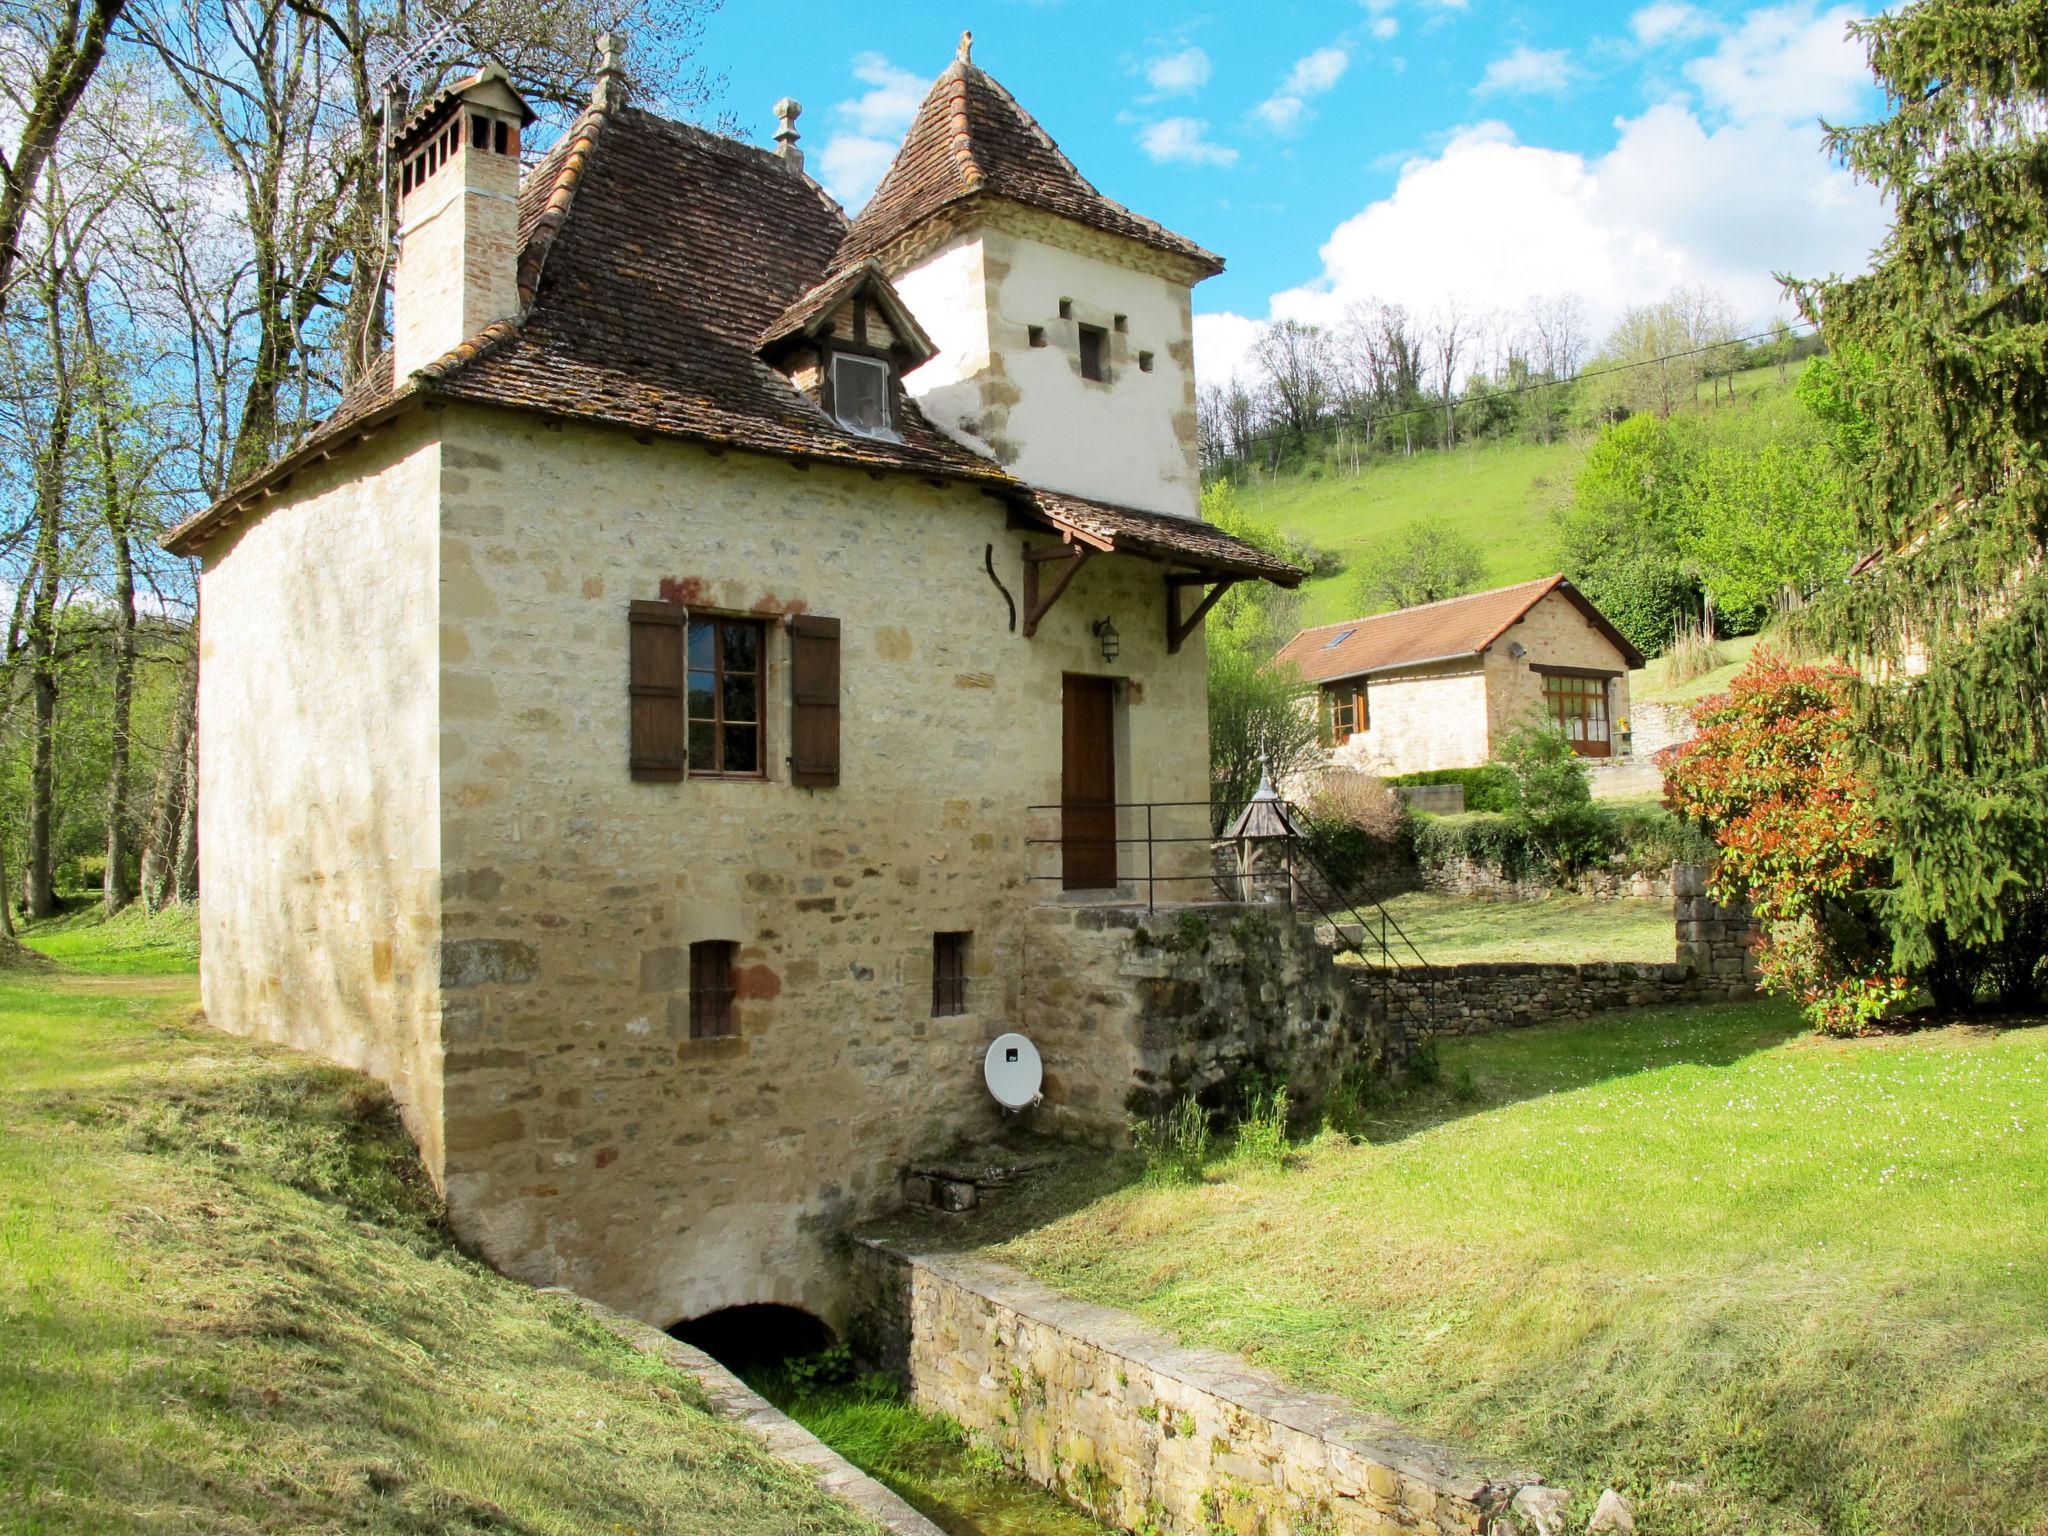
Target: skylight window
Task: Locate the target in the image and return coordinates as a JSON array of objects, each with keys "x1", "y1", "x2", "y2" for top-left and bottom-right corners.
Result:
[
  {"x1": 1322, "y1": 628, "x2": 1357, "y2": 649},
  {"x1": 830, "y1": 354, "x2": 898, "y2": 441}
]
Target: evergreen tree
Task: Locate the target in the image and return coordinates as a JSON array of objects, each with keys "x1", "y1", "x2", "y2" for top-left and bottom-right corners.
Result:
[{"x1": 1792, "y1": 0, "x2": 2048, "y2": 987}]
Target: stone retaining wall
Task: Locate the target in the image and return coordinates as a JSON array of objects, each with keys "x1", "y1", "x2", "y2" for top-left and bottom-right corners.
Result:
[
  {"x1": 850, "y1": 1242, "x2": 1546, "y2": 1536},
  {"x1": 552, "y1": 1288, "x2": 946, "y2": 1536},
  {"x1": 1418, "y1": 856, "x2": 1676, "y2": 903}
]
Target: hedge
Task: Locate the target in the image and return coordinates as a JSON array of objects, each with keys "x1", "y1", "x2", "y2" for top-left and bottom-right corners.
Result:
[
  {"x1": 1385, "y1": 765, "x2": 1515, "y2": 814},
  {"x1": 1410, "y1": 802, "x2": 1715, "y2": 883}
]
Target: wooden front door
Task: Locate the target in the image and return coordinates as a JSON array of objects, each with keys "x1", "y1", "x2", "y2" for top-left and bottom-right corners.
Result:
[{"x1": 1061, "y1": 675, "x2": 1118, "y2": 891}]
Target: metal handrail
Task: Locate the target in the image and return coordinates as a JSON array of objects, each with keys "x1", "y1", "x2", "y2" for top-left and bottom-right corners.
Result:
[{"x1": 1022, "y1": 796, "x2": 1437, "y2": 1038}]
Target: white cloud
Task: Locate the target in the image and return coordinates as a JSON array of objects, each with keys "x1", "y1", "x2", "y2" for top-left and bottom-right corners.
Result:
[
  {"x1": 1476, "y1": 45, "x2": 1576, "y2": 97},
  {"x1": 1254, "y1": 46, "x2": 1352, "y2": 134},
  {"x1": 1685, "y1": 2, "x2": 1867, "y2": 122},
  {"x1": 1144, "y1": 46, "x2": 1212, "y2": 97},
  {"x1": 1631, "y1": 2, "x2": 1715, "y2": 46},
  {"x1": 1370, "y1": 16, "x2": 1400, "y2": 39},
  {"x1": 1194, "y1": 105, "x2": 1885, "y2": 389},
  {"x1": 1138, "y1": 116, "x2": 1240, "y2": 167},
  {"x1": 815, "y1": 52, "x2": 928, "y2": 210}
]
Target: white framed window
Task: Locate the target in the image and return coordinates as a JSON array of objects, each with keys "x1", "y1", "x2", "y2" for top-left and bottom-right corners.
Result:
[{"x1": 829, "y1": 353, "x2": 898, "y2": 440}]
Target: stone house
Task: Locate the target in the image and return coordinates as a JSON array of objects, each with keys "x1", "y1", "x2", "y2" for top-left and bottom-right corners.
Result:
[
  {"x1": 162, "y1": 37, "x2": 1300, "y2": 1330},
  {"x1": 1274, "y1": 576, "x2": 1646, "y2": 776}
]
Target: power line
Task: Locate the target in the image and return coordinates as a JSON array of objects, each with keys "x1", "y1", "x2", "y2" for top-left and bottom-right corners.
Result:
[{"x1": 1212, "y1": 317, "x2": 1821, "y2": 463}]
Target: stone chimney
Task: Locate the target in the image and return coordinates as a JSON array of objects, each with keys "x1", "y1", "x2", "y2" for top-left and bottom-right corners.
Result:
[{"x1": 391, "y1": 66, "x2": 532, "y2": 379}]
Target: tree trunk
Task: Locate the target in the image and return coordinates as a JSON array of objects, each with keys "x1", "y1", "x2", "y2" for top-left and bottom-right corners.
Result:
[
  {"x1": 173, "y1": 715, "x2": 198, "y2": 903},
  {"x1": 142, "y1": 659, "x2": 197, "y2": 913},
  {"x1": 0, "y1": 830, "x2": 14, "y2": 938},
  {"x1": 23, "y1": 291, "x2": 73, "y2": 921},
  {"x1": 78, "y1": 280, "x2": 135, "y2": 913}
]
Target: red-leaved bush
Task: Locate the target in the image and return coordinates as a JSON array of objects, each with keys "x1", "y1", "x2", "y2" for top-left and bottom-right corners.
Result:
[{"x1": 1664, "y1": 650, "x2": 1909, "y2": 1034}]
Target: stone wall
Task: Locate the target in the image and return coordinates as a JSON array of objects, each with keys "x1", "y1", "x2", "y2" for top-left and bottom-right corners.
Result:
[
  {"x1": 1019, "y1": 900, "x2": 1395, "y2": 1141},
  {"x1": 429, "y1": 405, "x2": 1215, "y2": 1331},
  {"x1": 1419, "y1": 856, "x2": 1676, "y2": 903},
  {"x1": 850, "y1": 1241, "x2": 1545, "y2": 1536},
  {"x1": 196, "y1": 414, "x2": 449, "y2": 1176}
]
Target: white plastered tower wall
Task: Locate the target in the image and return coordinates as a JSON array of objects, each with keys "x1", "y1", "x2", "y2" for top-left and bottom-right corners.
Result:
[{"x1": 890, "y1": 206, "x2": 1206, "y2": 519}]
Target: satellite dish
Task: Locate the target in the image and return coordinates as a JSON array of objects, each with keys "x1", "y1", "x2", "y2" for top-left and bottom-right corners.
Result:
[{"x1": 984, "y1": 1033, "x2": 1043, "y2": 1110}]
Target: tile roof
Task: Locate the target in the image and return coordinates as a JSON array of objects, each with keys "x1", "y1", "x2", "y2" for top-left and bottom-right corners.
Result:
[
  {"x1": 1025, "y1": 490, "x2": 1304, "y2": 585},
  {"x1": 839, "y1": 51, "x2": 1223, "y2": 277},
  {"x1": 163, "y1": 70, "x2": 1276, "y2": 595},
  {"x1": 1274, "y1": 576, "x2": 1645, "y2": 683}
]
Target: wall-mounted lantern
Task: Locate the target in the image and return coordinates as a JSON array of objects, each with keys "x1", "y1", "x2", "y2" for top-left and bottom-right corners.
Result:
[{"x1": 1091, "y1": 617, "x2": 1121, "y2": 664}]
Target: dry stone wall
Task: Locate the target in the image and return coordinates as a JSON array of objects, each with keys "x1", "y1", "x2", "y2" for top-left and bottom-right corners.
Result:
[
  {"x1": 1019, "y1": 899, "x2": 1397, "y2": 1140},
  {"x1": 850, "y1": 1242, "x2": 1546, "y2": 1536}
]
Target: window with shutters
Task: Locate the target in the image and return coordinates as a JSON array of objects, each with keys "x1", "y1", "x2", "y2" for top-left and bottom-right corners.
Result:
[
  {"x1": 628, "y1": 600, "x2": 689, "y2": 781},
  {"x1": 689, "y1": 940, "x2": 737, "y2": 1038},
  {"x1": 788, "y1": 615, "x2": 841, "y2": 788},
  {"x1": 1320, "y1": 681, "x2": 1368, "y2": 745},
  {"x1": 932, "y1": 931, "x2": 969, "y2": 1017},
  {"x1": 688, "y1": 616, "x2": 766, "y2": 777}
]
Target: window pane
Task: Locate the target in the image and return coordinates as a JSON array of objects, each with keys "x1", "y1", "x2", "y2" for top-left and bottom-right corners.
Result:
[
  {"x1": 722, "y1": 724, "x2": 758, "y2": 774},
  {"x1": 688, "y1": 720, "x2": 714, "y2": 769},
  {"x1": 723, "y1": 671, "x2": 757, "y2": 724},
  {"x1": 722, "y1": 623, "x2": 758, "y2": 672},
  {"x1": 688, "y1": 622, "x2": 715, "y2": 671},
  {"x1": 688, "y1": 671, "x2": 716, "y2": 720},
  {"x1": 832, "y1": 356, "x2": 893, "y2": 437}
]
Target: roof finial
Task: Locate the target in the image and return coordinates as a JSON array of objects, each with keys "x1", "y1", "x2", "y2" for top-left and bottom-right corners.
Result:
[
  {"x1": 958, "y1": 30, "x2": 973, "y2": 65},
  {"x1": 596, "y1": 30, "x2": 628, "y2": 108},
  {"x1": 773, "y1": 97, "x2": 804, "y2": 172}
]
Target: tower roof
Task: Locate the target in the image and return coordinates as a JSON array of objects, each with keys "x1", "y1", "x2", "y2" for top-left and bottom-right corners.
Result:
[{"x1": 841, "y1": 42, "x2": 1223, "y2": 277}]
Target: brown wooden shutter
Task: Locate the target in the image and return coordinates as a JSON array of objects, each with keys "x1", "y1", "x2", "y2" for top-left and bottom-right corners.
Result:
[
  {"x1": 628, "y1": 600, "x2": 688, "y2": 781},
  {"x1": 789, "y1": 614, "x2": 841, "y2": 788}
]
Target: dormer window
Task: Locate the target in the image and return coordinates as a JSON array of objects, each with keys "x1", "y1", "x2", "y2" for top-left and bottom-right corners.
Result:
[{"x1": 829, "y1": 353, "x2": 897, "y2": 440}]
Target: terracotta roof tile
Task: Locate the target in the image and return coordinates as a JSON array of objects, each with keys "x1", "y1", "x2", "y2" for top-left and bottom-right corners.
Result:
[
  {"x1": 1274, "y1": 576, "x2": 1645, "y2": 682},
  {"x1": 840, "y1": 58, "x2": 1223, "y2": 275},
  {"x1": 1024, "y1": 489, "x2": 1304, "y2": 585}
]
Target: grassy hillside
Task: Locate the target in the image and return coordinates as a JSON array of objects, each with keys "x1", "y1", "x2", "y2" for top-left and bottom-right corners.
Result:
[
  {"x1": 1241, "y1": 363, "x2": 1807, "y2": 631},
  {"x1": 0, "y1": 923, "x2": 886, "y2": 1536},
  {"x1": 985, "y1": 998, "x2": 2048, "y2": 1535}
]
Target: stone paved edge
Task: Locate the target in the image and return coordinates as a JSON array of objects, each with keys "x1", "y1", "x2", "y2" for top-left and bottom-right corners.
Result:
[
  {"x1": 543, "y1": 1287, "x2": 948, "y2": 1536},
  {"x1": 861, "y1": 1239, "x2": 1551, "y2": 1512}
]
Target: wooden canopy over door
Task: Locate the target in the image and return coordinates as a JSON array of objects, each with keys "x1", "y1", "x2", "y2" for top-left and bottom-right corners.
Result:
[{"x1": 1061, "y1": 675, "x2": 1118, "y2": 891}]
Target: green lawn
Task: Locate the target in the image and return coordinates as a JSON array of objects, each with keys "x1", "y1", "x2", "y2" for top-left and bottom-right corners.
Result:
[
  {"x1": 1362, "y1": 891, "x2": 1675, "y2": 965},
  {"x1": 1241, "y1": 436, "x2": 1584, "y2": 628},
  {"x1": 1631, "y1": 630, "x2": 1763, "y2": 712},
  {"x1": 985, "y1": 999, "x2": 2048, "y2": 1536},
  {"x1": 17, "y1": 899, "x2": 200, "y2": 974},
  {"x1": 0, "y1": 934, "x2": 886, "y2": 1534}
]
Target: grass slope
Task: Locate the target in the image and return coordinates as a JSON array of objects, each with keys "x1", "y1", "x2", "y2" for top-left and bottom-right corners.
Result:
[
  {"x1": 1366, "y1": 892, "x2": 1676, "y2": 965},
  {"x1": 986, "y1": 1000, "x2": 2048, "y2": 1535},
  {"x1": 1243, "y1": 365, "x2": 1805, "y2": 632},
  {"x1": 0, "y1": 945, "x2": 883, "y2": 1535}
]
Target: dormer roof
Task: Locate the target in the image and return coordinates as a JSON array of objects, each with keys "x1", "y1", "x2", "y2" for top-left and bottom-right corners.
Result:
[
  {"x1": 757, "y1": 259, "x2": 937, "y2": 370},
  {"x1": 840, "y1": 51, "x2": 1224, "y2": 277}
]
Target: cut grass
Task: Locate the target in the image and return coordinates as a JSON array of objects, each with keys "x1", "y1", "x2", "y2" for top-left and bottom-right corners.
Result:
[
  {"x1": 0, "y1": 948, "x2": 885, "y2": 1535},
  {"x1": 983, "y1": 998, "x2": 2048, "y2": 1535},
  {"x1": 1365, "y1": 891, "x2": 1676, "y2": 966},
  {"x1": 1630, "y1": 630, "x2": 1763, "y2": 711}
]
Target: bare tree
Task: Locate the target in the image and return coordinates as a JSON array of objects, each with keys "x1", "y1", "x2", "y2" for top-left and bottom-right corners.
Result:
[
  {"x1": 1251, "y1": 318, "x2": 1332, "y2": 444},
  {"x1": 0, "y1": 0, "x2": 129, "y2": 316},
  {"x1": 1422, "y1": 297, "x2": 1469, "y2": 450},
  {"x1": 1523, "y1": 293, "x2": 1589, "y2": 443}
]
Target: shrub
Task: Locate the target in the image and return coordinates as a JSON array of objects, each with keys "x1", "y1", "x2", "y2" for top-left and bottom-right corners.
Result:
[
  {"x1": 1606, "y1": 801, "x2": 1717, "y2": 872},
  {"x1": 1410, "y1": 812, "x2": 1544, "y2": 883},
  {"x1": 1298, "y1": 772, "x2": 1407, "y2": 893},
  {"x1": 1385, "y1": 765, "x2": 1516, "y2": 814},
  {"x1": 1662, "y1": 610, "x2": 1727, "y2": 687},
  {"x1": 1495, "y1": 716, "x2": 1608, "y2": 877}
]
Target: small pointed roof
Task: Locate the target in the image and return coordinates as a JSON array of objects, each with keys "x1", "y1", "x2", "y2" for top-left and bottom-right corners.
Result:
[
  {"x1": 1224, "y1": 764, "x2": 1302, "y2": 841},
  {"x1": 841, "y1": 40, "x2": 1223, "y2": 277}
]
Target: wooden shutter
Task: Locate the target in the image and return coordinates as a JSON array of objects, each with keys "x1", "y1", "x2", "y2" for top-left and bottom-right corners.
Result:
[
  {"x1": 628, "y1": 600, "x2": 688, "y2": 781},
  {"x1": 789, "y1": 614, "x2": 841, "y2": 788}
]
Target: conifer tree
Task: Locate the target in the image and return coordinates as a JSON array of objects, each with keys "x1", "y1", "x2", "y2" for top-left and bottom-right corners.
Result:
[{"x1": 1792, "y1": 0, "x2": 2048, "y2": 988}]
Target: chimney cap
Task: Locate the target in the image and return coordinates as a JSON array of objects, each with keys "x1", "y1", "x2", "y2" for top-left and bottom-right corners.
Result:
[{"x1": 389, "y1": 62, "x2": 534, "y2": 155}]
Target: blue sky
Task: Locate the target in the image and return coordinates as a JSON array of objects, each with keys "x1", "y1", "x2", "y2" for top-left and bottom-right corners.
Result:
[{"x1": 700, "y1": 1, "x2": 1889, "y2": 383}]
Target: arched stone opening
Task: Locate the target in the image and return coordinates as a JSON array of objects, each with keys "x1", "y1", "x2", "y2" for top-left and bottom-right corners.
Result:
[{"x1": 667, "y1": 1302, "x2": 834, "y2": 1375}]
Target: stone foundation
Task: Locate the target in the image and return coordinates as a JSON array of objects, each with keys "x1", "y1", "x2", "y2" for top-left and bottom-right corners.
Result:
[
  {"x1": 850, "y1": 1241, "x2": 1546, "y2": 1536},
  {"x1": 1020, "y1": 900, "x2": 1396, "y2": 1141}
]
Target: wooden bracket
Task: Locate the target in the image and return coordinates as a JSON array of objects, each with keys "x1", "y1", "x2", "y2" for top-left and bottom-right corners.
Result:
[
  {"x1": 1166, "y1": 572, "x2": 1237, "y2": 653},
  {"x1": 1022, "y1": 540, "x2": 1095, "y2": 638}
]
